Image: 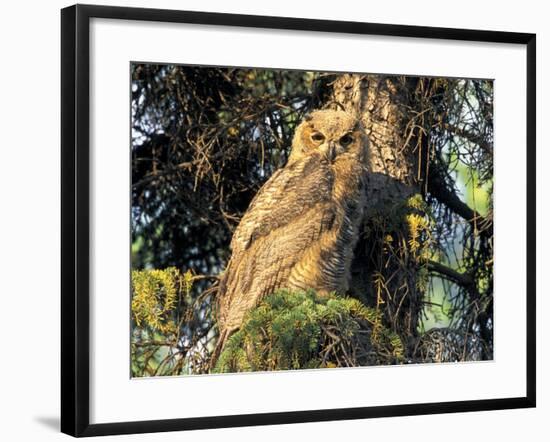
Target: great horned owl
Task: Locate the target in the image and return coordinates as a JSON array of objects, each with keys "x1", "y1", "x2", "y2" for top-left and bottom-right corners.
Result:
[{"x1": 212, "y1": 110, "x2": 368, "y2": 364}]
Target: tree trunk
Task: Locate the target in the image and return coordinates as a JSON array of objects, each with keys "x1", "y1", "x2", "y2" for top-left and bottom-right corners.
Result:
[{"x1": 325, "y1": 74, "x2": 427, "y2": 355}]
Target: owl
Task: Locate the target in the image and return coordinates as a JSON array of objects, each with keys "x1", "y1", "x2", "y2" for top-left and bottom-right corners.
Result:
[{"x1": 212, "y1": 110, "x2": 369, "y2": 365}]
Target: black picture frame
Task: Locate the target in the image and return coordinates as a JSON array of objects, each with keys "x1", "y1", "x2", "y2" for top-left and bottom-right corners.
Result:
[{"x1": 61, "y1": 4, "x2": 536, "y2": 437}]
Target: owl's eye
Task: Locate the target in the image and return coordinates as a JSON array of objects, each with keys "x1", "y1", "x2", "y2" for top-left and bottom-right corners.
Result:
[
  {"x1": 340, "y1": 134, "x2": 354, "y2": 146},
  {"x1": 311, "y1": 132, "x2": 325, "y2": 143}
]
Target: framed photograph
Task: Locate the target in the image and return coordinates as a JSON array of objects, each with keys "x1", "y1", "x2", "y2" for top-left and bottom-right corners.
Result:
[{"x1": 61, "y1": 4, "x2": 536, "y2": 437}]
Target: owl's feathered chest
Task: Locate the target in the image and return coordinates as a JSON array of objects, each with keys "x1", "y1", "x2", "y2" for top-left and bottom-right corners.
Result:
[
  {"x1": 231, "y1": 154, "x2": 365, "y2": 252},
  {"x1": 317, "y1": 155, "x2": 367, "y2": 232}
]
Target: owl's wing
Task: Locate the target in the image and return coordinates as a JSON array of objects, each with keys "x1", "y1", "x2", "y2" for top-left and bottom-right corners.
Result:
[
  {"x1": 214, "y1": 197, "x2": 333, "y2": 359},
  {"x1": 216, "y1": 155, "x2": 335, "y2": 336},
  {"x1": 230, "y1": 155, "x2": 332, "y2": 255}
]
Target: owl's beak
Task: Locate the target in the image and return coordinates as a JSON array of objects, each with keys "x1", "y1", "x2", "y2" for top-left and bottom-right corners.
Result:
[{"x1": 323, "y1": 141, "x2": 337, "y2": 163}]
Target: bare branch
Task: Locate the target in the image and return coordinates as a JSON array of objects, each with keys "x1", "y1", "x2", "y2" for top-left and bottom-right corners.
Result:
[
  {"x1": 427, "y1": 260, "x2": 474, "y2": 288},
  {"x1": 428, "y1": 166, "x2": 493, "y2": 237}
]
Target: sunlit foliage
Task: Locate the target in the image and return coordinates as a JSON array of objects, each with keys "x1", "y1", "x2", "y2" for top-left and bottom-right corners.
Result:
[{"x1": 213, "y1": 290, "x2": 404, "y2": 373}]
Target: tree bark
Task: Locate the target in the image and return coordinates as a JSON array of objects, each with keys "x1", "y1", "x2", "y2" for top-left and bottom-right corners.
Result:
[{"x1": 325, "y1": 74, "x2": 426, "y2": 353}]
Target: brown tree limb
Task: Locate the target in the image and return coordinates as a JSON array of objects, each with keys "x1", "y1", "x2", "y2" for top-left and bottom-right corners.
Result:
[
  {"x1": 426, "y1": 260, "x2": 474, "y2": 288},
  {"x1": 428, "y1": 166, "x2": 493, "y2": 237},
  {"x1": 190, "y1": 274, "x2": 219, "y2": 282},
  {"x1": 444, "y1": 123, "x2": 492, "y2": 154}
]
